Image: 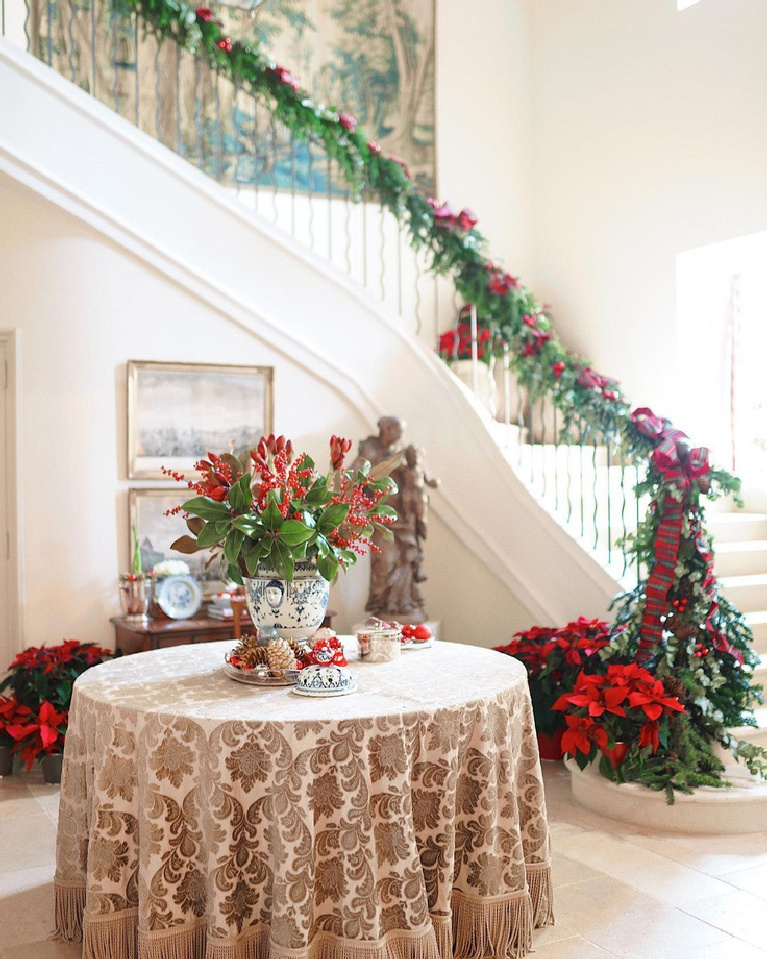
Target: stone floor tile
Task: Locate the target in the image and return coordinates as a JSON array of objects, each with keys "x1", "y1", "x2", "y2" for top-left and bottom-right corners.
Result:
[
  {"x1": 716, "y1": 862, "x2": 767, "y2": 900},
  {"x1": 681, "y1": 890, "x2": 767, "y2": 950},
  {"x1": 3, "y1": 941, "x2": 82, "y2": 959},
  {"x1": 551, "y1": 850, "x2": 602, "y2": 888},
  {"x1": 0, "y1": 815, "x2": 57, "y2": 873},
  {"x1": 527, "y1": 935, "x2": 621, "y2": 958},
  {"x1": 554, "y1": 876, "x2": 731, "y2": 959},
  {"x1": 0, "y1": 866, "x2": 56, "y2": 947},
  {"x1": 677, "y1": 940, "x2": 767, "y2": 959},
  {"x1": 624, "y1": 831, "x2": 767, "y2": 877},
  {"x1": 554, "y1": 829, "x2": 735, "y2": 905}
]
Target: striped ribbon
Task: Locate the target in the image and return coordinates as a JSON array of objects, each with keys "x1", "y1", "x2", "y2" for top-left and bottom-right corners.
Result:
[{"x1": 638, "y1": 430, "x2": 711, "y2": 662}]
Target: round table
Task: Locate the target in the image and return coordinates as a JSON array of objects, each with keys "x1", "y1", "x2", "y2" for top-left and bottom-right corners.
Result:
[{"x1": 54, "y1": 640, "x2": 553, "y2": 959}]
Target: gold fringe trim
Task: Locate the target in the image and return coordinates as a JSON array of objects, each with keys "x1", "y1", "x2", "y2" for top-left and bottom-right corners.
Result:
[
  {"x1": 83, "y1": 907, "x2": 138, "y2": 959},
  {"x1": 451, "y1": 889, "x2": 532, "y2": 959},
  {"x1": 526, "y1": 862, "x2": 555, "y2": 928},
  {"x1": 53, "y1": 881, "x2": 86, "y2": 942},
  {"x1": 139, "y1": 918, "x2": 207, "y2": 959},
  {"x1": 429, "y1": 915, "x2": 452, "y2": 959},
  {"x1": 205, "y1": 924, "x2": 440, "y2": 959}
]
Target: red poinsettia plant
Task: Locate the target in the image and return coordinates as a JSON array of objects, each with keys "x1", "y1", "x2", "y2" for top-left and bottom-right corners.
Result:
[
  {"x1": 167, "y1": 434, "x2": 398, "y2": 584},
  {"x1": 553, "y1": 663, "x2": 686, "y2": 772},
  {"x1": 494, "y1": 618, "x2": 613, "y2": 736},
  {"x1": 0, "y1": 641, "x2": 112, "y2": 768}
]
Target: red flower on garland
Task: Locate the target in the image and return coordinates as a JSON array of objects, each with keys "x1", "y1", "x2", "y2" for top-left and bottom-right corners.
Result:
[
  {"x1": 217, "y1": 37, "x2": 233, "y2": 53},
  {"x1": 485, "y1": 264, "x2": 519, "y2": 296},
  {"x1": 268, "y1": 66, "x2": 301, "y2": 93},
  {"x1": 439, "y1": 323, "x2": 491, "y2": 360},
  {"x1": 194, "y1": 6, "x2": 215, "y2": 21},
  {"x1": 552, "y1": 361, "x2": 566, "y2": 379},
  {"x1": 457, "y1": 208, "x2": 478, "y2": 231},
  {"x1": 388, "y1": 156, "x2": 411, "y2": 180},
  {"x1": 338, "y1": 113, "x2": 357, "y2": 133},
  {"x1": 367, "y1": 141, "x2": 382, "y2": 155},
  {"x1": 518, "y1": 328, "x2": 552, "y2": 358}
]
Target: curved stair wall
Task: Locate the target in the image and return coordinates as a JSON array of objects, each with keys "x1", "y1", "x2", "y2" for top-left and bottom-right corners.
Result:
[{"x1": 0, "y1": 39, "x2": 622, "y2": 649}]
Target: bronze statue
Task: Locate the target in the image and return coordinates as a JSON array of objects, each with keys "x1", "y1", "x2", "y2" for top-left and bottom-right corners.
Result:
[{"x1": 355, "y1": 418, "x2": 439, "y2": 622}]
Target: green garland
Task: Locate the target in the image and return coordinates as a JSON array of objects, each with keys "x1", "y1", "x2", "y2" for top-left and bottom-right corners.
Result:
[{"x1": 123, "y1": 0, "x2": 765, "y2": 787}]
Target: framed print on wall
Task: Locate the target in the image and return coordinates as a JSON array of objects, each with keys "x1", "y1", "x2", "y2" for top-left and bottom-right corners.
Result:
[
  {"x1": 128, "y1": 488, "x2": 224, "y2": 592},
  {"x1": 127, "y1": 361, "x2": 274, "y2": 480}
]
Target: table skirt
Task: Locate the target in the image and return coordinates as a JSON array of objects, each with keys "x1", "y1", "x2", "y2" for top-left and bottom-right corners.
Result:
[{"x1": 53, "y1": 645, "x2": 553, "y2": 959}]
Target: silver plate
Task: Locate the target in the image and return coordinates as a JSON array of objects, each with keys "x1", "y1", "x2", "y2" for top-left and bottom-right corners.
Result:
[
  {"x1": 402, "y1": 639, "x2": 433, "y2": 650},
  {"x1": 223, "y1": 663, "x2": 300, "y2": 686}
]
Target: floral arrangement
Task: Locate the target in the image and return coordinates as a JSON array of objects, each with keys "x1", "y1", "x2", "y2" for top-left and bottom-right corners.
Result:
[
  {"x1": 167, "y1": 434, "x2": 398, "y2": 584},
  {"x1": 494, "y1": 618, "x2": 612, "y2": 737},
  {"x1": 0, "y1": 641, "x2": 112, "y2": 769}
]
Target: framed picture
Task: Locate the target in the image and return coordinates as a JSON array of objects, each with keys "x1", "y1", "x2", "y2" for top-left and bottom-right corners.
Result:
[
  {"x1": 127, "y1": 360, "x2": 274, "y2": 480},
  {"x1": 128, "y1": 488, "x2": 224, "y2": 593}
]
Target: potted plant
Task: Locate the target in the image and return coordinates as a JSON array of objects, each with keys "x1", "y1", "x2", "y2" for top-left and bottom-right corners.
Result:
[
  {"x1": 494, "y1": 618, "x2": 613, "y2": 759},
  {"x1": 552, "y1": 663, "x2": 686, "y2": 778},
  {"x1": 118, "y1": 525, "x2": 155, "y2": 624},
  {"x1": 0, "y1": 695, "x2": 34, "y2": 776},
  {"x1": 0, "y1": 641, "x2": 112, "y2": 783},
  {"x1": 170, "y1": 434, "x2": 398, "y2": 639}
]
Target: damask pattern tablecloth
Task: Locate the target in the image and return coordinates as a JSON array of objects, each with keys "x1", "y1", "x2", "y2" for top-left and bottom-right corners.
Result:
[{"x1": 54, "y1": 640, "x2": 553, "y2": 959}]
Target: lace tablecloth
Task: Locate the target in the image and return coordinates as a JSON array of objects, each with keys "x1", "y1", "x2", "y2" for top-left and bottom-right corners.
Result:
[{"x1": 54, "y1": 639, "x2": 553, "y2": 959}]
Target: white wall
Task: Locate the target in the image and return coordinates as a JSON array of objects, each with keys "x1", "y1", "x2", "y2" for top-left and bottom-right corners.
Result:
[
  {"x1": 437, "y1": 0, "x2": 534, "y2": 283},
  {"x1": 0, "y1": 174, "x2": 536, "y2": 651},
  {"x1": 529, "y1": 0, "x2": 767, "y2": 441}
]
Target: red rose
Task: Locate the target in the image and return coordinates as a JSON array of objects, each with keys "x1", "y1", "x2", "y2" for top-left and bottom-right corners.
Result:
[
  {"x1": 195, "y1": 6, "x2": 214, "y2": 20},
  {"x1": 367, "y1": 141, "x2": 382, "y2": 155},
  {"x1": 552, "y1": 361, "x2": 566, "y2": 378},
  {"x1": 432, "y1": 202, "x2": 457, "y2": 229},
  {"x1": 339, "y1": 113, "x2": 357, "y2": 133},
  {"x1": 522, "y1": 314, "x2": 538, "y2": 327}
]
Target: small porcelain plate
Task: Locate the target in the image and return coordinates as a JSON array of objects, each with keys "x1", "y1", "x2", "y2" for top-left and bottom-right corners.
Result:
[
  {"x1": 223, "y1": 662, "x2": 300, "y2": 686},
  {"x1": 402, "y1": 639, "x2": 434, "y2": 650},
  {"x1": 292, "y1": 681, "x2": 359, "y2": 698},
  {"x1": 156, "y1": 574, "x2": 203, "y2": 620}
]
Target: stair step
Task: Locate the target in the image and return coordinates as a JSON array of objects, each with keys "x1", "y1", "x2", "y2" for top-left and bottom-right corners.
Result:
[
  {"x1": 752, "y1": 655, "x2": 767, "y2": 685},
  {"x1": 714, "y1": 540, "x2": 767, "y2": 578},
  {"x1": 729, "y1": 706, "x2": 767, "y2": 748},
  {"x1": 719, "y1": 574, "x2": 767, "y2": 613},
  {"x1": 708, "y1": 513, "x2": 767, "y2": 544},
  {"x1": 746, "y1": 612, "x2": 767, "y2": 655}
]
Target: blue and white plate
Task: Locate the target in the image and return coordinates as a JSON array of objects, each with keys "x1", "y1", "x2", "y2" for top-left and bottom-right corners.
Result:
[{"x1": 156, "y1": 574, "x2": 203, "y2": 620}]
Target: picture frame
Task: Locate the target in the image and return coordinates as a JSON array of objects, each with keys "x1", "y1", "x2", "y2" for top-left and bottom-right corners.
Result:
[
  {"x1": 127, "y1": 360, "x2": 274, "y2": 480},
  {"x1": 128, "y1": 488, "x2": 225, "y2": 594}
]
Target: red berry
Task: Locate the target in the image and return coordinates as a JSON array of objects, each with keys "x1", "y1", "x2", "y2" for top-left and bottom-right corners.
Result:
[{"x1": 414, "y1": 625, "x2": 432, "y2": 641}]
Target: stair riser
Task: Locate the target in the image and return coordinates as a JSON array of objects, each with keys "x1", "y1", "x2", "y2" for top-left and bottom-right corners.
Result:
[
  {"x1": 719, "y1": 583, "x2": 767, "y2": 614},
  {"x1": 714, "y1": 548, "x2": 767, "y2": 578},
  {"x1": 708, "y1": 520, "x2": 767, "y2": 544},
  {"x1": 731, "y1": 726, "x2": 767, "y2": 749}
]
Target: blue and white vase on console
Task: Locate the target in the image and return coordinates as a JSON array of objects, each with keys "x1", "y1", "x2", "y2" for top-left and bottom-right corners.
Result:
[{"x1": 244, "y1": 563, "x2": 330, "y2": 640}]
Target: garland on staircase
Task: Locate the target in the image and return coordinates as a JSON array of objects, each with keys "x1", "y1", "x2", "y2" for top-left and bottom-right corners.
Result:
[{"x1": 124, "y1": 0, "x2": 765, "y2": 789}]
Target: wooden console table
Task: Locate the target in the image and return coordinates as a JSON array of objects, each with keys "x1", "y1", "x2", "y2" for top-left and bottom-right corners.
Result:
[{"x1": 110, "y1": 613, "x2": 252, "y2": 655}]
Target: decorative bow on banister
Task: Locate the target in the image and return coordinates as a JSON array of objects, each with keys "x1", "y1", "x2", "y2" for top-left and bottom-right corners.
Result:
[{"x1": 632, "y1": 410, "x2": 714, "y2": 662}]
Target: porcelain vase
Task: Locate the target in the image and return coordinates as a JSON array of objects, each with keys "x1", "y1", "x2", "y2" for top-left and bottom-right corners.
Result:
[{"x1": 244, "y1": 564, "x2": 330, "y2": 641}]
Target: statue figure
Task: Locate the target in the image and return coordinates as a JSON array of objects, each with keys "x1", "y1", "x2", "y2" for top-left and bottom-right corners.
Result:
[{"x1": 354, "y1": 418, "x2": 439, "y2": 622}]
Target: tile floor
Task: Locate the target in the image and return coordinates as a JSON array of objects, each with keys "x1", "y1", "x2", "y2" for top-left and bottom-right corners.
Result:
[{"x1": 1, "y1": 762, "x2": 766, "y2": 958}]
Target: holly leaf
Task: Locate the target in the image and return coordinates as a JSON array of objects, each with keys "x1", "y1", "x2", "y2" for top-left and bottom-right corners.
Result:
[{"x1": 317, "y1": 502, "x2": 350, "y2": 532}]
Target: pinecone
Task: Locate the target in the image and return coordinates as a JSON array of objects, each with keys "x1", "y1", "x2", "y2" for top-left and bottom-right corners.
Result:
[
  {"x1": 663, "y1": 676, "x2": 687, "y2": 700},
  {"x1": 288, "y1": 639, "x2": 310, "y2": 665},
  {"x1": 674, "y1": 622, "x2": 700, "y2": 640},
  {"x1": 233, "y1": 642, "x2": 269, "y2": 668},
  {"x1": 266, "y1": 639, "x2": 297, "y2": 675}
]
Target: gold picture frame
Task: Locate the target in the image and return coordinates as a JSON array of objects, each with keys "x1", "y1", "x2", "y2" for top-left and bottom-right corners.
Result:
[
  {"x1": 127, "y1": 360, "x2": 274, "y2": 480},
  {"x1": 128, "y1": 488, "x2": 225, "y2": 594}
]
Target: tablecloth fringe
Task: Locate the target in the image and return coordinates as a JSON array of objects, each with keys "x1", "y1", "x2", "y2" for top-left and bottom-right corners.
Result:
[
  {"x1": 429, "y1": 915, "x2": 452, "y2": 959},
  {"x1": 83, "y1": 907, "x2": 139, "y2": 959},
  {"x1": 52, "y1": 880, "x2": 86, "y2": 942},
  {"x1": 526, "y1": 861, "x2": 555, "y2": 928},
  {"x1": 451, "y1": 889, "x2": 532, "y2": 959},
  {"x1": 206, "y1": 924, "x2": 441, "y2": 959}
]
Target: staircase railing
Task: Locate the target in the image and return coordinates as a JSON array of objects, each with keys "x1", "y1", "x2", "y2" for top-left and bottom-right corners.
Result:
[{"x1": 2, "y1": 0, "x2": 764, "y2": 777}]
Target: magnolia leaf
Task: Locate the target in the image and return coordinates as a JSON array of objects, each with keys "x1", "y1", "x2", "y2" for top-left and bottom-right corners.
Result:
[
  {"x1": 197, "y1": 523, "x2": 225, "y2": 548},
  {"x1": 224, "y1": 528, "x2": 246, "y2": 566},
  {"x1": 317, "y1": 550, "x2": 339, "y2": 583},
  {"x1": 185, "y1": 516, "x2": 205, "y2": 536},
  {"x1": 182, "y1": 496, "x2": 231, "y2": 522},
  {"x1": 279, "y1": 520, "x2": 315, "y2": 547},
  {"x1": 262, "y1": 500, "x2": 283, "y2": 532},
  {"x1": 367, "y1": 453, "x2": 402, "y2": 482},
  {"x1": 318, "y1": 502, "x2": 350, "y2": 532},
  {"x1": 227, "y1": 562, "x2": 244, "y2": 586},
  {"x1": 170, "y1": 535, "x2": 203, "y2": 555},
  {"x1": 270, "y1": 539, "x2": 294, "y2": 581}
]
